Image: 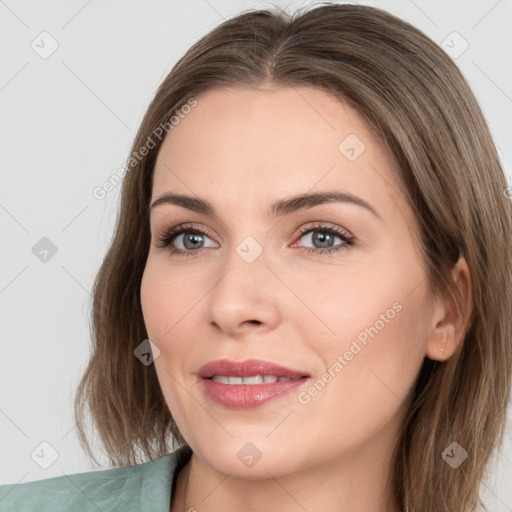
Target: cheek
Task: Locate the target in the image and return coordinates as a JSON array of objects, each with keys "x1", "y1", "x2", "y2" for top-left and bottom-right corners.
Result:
[
  {"x1": 140, "y1": 267, "x2": 167, "y2": 343},
  {"x1": 299, "y1": 270, "x2": 404, "y2": 362},
  {"x1": 325, "y1": 286, "x2": 429, "y2": 411},
  {"x1": 140, "y1": 262, "x2": 197, "y2": 421},
  {"x1": 295, "y1": 298, "x2": 429, "y2": 456},
  {"x1": 140, "y1": 259, "x2": 203, "y2": 348},
  {"x1": 309, "y1": 258, "x2": 430, "y2": 410}
]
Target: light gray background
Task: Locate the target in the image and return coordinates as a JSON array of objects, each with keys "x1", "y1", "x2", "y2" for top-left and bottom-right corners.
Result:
[{"x1": 1, "y1": 0, "x2": 511, "y2": 508}]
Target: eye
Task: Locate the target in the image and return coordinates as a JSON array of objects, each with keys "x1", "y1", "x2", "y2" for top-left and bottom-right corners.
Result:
[
  {"x1": 293, "y1": 222, "x2": 354, "y2": 256},
  {"x1": 155, "y1": 223, "x2": 217, "y2": 258},
  {"x1": 155, "y1": 221, "x2": 354, "y2": 258}
]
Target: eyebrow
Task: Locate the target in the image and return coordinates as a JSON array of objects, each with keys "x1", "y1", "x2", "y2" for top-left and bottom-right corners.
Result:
[{"x1": 150, "y1": 191, "x2": 382, "y2": 221}]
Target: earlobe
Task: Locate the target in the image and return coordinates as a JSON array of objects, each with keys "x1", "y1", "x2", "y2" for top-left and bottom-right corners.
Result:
[
  {"x1": 426, "y1": 323, "x2": 456, "y2": 361},
  {"x1": 425, "y1": 256, "x2": 472, "y2": 362}
]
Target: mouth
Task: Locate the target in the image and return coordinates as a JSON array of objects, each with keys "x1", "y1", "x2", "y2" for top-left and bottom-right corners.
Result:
[
  {"x1": 197, "y1": 359, "x2": 311, "y2": 409},
  {"x1": 208, "y1": 375, "x2": 304, "y2": 385},
  {"x1": 197, "y1": 358, "x2": 310, "y2": 381}
]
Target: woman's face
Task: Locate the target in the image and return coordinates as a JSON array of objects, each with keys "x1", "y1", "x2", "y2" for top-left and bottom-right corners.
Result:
[{"x1": 140, "y1": 85, "x2": 437, "y2": 479}]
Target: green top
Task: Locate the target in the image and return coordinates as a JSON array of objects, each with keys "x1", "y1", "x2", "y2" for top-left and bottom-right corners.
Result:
[{"x1": 0, "y1": 445, "x2": 192, "y2": 512}]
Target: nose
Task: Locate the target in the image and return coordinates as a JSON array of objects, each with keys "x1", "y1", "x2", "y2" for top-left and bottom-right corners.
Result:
[{"x1": 206, "y1": 243, "x2": 282, "y2": 339}]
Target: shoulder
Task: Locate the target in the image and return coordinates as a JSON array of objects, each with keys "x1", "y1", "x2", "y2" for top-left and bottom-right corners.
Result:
[{"x1": 0, "y1": 446, "x2": 192, "y2": 512}]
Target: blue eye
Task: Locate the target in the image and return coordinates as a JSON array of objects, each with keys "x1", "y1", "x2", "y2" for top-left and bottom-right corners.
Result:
[
  {"x1": 156, "y1": 223, "x2": 216, "y2": 256},
  {"x1": 295, "y1": 223, "x2": 354, "y2": 255},
  {"x1": 156, "y1": 222, "x2": 354, "y2": 258}
]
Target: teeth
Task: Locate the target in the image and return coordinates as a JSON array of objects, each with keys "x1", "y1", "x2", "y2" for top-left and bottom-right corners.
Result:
[
  {"x1": 210, "y1": 375, "x2": 297, "y2": 385},
  {"x1": 211, "y1": 375, "x2": 230, "y2": 384},
  {"x1": 240, "y1": 375, "x2": 263, "y2": 385}
]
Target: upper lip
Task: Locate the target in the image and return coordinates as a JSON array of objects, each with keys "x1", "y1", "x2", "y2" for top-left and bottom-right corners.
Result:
[{"x1": 198, "y1": 359, "x2": 310, "y2": 379}]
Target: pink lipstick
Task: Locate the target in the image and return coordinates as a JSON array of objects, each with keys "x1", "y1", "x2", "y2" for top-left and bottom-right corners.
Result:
[{"x1": 198, "y1": 359, "x2": 310, "y2": 409}]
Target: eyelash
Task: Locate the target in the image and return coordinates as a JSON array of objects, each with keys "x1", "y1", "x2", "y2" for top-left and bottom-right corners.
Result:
[{"x1": 155, "y1": 222, "x2": 354, "y2": 259}]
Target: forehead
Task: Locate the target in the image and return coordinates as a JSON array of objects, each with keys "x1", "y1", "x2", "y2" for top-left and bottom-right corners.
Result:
[{"x1": 151, "y1": 85, "x2": 406, "y2": 223}]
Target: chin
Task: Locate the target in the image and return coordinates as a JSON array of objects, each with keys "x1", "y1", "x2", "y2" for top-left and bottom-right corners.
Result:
[{"x1": 188, "y1": 435, "x2": 308, "y2": 479}]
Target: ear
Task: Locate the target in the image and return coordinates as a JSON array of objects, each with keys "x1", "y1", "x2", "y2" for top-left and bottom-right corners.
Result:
[{"x1": 425, "y1": 256, "x2": 472, "y2": 361}]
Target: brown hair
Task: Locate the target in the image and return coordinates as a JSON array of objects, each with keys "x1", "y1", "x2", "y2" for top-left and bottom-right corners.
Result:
[{"x1": 75, "y1": 3, "x2": 512, "y2": 511}]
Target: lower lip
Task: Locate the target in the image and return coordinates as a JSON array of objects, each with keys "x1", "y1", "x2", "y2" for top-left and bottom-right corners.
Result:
[{"x1": 201, "y1": 378, "x2": 309, "y2": 409}]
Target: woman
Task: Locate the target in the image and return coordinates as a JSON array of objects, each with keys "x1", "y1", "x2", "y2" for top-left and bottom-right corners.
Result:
[{"x1": 1, "y1": 3, "x2": 510, "y2": 511}]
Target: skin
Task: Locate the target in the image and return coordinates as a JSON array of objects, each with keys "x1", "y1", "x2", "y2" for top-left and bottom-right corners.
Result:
[{"x1": 140, "y1": 85, "x2": 471, "y2": 512}]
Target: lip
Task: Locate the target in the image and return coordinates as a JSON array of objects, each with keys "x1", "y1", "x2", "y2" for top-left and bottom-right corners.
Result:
[
  {"x1": 197, "y1": 358, "x2": 310, "y2": 379},
  {"x1": 198, "y1": 359, "x2": 310, "y2": 409}
]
